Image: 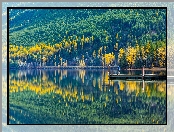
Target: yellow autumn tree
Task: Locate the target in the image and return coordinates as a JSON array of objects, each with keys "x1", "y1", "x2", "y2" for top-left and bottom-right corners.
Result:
[
  {"x1": 126, "y1": 46, "x2": 137, "y2": 68},
  {"x1": 103, "y1": 53, "x2": 115, "y2": 66},
  {"x1": 118, "y1": 48, "x2": 124, "y2": 61},
  {"x1": 157, "y1": 47, "x2": 166, "y2": 67}
]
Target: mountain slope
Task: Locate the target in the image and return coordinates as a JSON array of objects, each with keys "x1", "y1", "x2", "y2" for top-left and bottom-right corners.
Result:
[{"x1": 9, "y1": 8, "x2": 166, "y2": 67}]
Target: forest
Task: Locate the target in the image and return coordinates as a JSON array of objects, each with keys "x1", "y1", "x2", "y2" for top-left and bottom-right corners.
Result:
[{"x1": 9, "y1": 8, "x2": 166, "y2": 69}]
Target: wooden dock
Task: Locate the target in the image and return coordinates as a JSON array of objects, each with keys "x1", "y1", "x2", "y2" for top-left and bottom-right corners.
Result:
[
  {"x1": 108, "y1": 66, "x2": 166, "y2": 80},
  {"x1": 109, "y1": 74, "x2": 166, "y2": 80}
]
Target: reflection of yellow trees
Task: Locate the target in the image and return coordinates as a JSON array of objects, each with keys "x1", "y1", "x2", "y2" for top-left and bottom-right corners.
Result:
[
  {"x1": 114, "y1": 85, "x2": 118, "y2": 95},
  {"x1": 62, "y1": 70, "x2": 67, "y2": 78},
  {"x1": 119, "y1": 81, "x2": 124, "y2": 91},
  {"x1": 93, "y1": 79, "x2": 96, "y2": 87},
  {"x1": 98, "y1": 78, "x2": 101, "y2": 91},
  {"x1": 101, "y1": 71, "x2": 114, "y2": 87},
  {"x1": 59, "y1": 70, "x2": 68, "y2": 81},
  {"x1": 157, "y1": 81, "x2": 166, "y2": 92},
  {"x1": 79, "y1": 70, "x2": 85, "y2": 83},
  {"x1": 117, "y1": 81, "x2": 166, "y2": 97},
  {"x1": 125, "y1": 81, "x2": 140, "y2": 96},
  {"x1": 9, "y1": 71, "x2": 166, "y2": 104},
  {"x1": 10, "y1": 80, "x2": 57, "y2": 94},
  {"x1": 9, "y1": 78, "x2": 94, "y2": 102},
  {"x1": 103, "y1": 71, "x2": 109, "y2": 85},
  {"x1": 42, "y1": 71, "x2": 48, "y2": 81}
]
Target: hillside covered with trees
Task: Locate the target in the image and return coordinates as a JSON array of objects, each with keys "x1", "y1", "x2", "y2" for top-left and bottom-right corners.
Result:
[{"x1": 9, "y1": 8, "x2": 166, "y2": 69}]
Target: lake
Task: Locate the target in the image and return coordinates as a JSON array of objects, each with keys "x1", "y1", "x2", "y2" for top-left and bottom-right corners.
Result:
[{"x1": 9, "y1": 69, "x2": 166, "y2": 124}]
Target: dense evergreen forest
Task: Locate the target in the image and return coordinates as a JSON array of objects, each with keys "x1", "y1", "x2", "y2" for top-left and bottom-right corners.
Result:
[{"x1": 9, "y1": 8, "x2": 166, "y2": 68}]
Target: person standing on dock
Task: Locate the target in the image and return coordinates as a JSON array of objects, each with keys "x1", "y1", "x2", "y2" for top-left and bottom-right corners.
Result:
[{"x1": 117, "y1": 66, "x2": 120, "y2": 75}]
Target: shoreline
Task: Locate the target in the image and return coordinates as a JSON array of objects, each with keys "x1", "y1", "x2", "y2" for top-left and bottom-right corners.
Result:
[{"x1": 8, "y1": 66, "x2": 166, "y2": 71}]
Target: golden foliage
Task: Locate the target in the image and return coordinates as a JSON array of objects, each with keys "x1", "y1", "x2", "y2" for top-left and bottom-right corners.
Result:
[
  {"x1": 103, "y1": 53, "x2": 115, "y2": 66},
  {"x1": 126, "y1": 46, "x2": 137, "y2": 67}
]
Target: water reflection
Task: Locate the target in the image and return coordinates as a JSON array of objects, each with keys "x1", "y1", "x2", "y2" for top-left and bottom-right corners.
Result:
[{"x1": 9, "y1": 69, "x2": 166, "y2": 124}]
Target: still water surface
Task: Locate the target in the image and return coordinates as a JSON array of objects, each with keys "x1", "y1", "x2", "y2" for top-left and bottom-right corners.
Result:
[{"x1": 9, "y1": 69, "x2": 166, "y2": 124}]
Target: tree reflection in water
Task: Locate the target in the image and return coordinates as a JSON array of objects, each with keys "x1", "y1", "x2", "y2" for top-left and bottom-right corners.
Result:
[{"x1": 9, "y1": 69, "x2": 166, "y2": 124}]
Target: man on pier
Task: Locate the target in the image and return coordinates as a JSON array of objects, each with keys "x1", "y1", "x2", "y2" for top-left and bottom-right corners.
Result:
[{"x1": 117, "y1": 66, "x2": 120, "y2": 75}]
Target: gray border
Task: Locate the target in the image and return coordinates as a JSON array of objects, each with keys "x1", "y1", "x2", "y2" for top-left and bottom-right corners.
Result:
[
  {"x1": 1, "y1": 1, "x2": 173, "y2": 132},
  {"x1": 2, "y1": 0, "x2": 173, "y2": 3},
  {"x1": 1, "y1": 2, "x2": 2, "y2": 132}
]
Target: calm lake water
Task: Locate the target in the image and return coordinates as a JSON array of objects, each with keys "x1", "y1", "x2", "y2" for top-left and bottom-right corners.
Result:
[{"x1": 9, "y1": 69, "x2": 166, "y2": 124}]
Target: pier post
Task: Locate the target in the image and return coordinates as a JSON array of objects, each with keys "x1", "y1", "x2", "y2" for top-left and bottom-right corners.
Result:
[
  {"x1": 142, "y1": 66, "x2": 144, "y2": 79},
  {"x1": 142, "y1": 80, "x2": 144, "y2": 91},
  {"x1": 108, "y1": 65, "x2": 110, "y2": 75}
]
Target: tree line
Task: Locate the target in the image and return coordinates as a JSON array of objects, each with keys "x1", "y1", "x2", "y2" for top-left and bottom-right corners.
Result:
[{"x1": 9, "y1": 38, "x2": 166, "y2": 68}]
